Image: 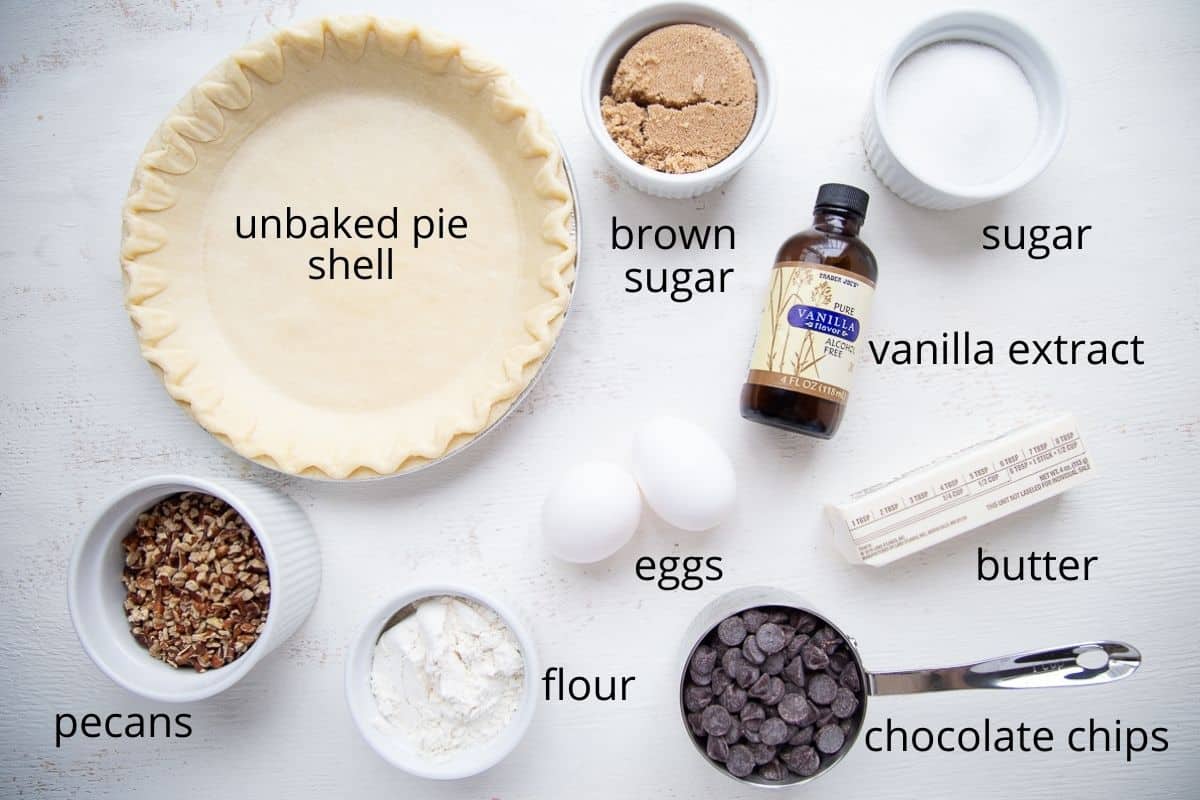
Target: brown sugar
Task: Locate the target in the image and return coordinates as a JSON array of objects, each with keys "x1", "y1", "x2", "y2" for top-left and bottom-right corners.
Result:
[{"x1": 601, "y1": 24, "x2": 757, "y2": 174}]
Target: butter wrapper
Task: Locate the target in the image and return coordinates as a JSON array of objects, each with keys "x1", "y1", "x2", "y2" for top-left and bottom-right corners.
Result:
[{"x1": 827, "y1": 414, "x2": 1095, "y2": 566}]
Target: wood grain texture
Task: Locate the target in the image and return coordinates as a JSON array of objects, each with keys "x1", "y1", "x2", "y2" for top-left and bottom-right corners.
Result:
[{"x1": 1, "y1": 0, "x2": 1197, "y2": 797}]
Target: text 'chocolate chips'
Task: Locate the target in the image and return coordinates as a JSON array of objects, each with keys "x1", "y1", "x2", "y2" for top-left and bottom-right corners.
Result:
[{"x1": 682, "y1": 605, "x2": 865, "y2": 783}]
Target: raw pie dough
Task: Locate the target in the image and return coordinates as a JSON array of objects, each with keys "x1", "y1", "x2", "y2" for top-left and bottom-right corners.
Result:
[{"x1": 122, "y1": 17, "x2": 576, "y2": 479}]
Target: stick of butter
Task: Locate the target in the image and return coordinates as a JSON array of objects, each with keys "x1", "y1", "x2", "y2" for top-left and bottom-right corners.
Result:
[{"x1": 826, "y1": 414, "x2": 1096, "y2": 566}]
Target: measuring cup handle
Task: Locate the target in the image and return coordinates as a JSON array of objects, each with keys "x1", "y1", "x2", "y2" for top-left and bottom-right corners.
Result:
[{"x1": 867, "y1": 641, "x2": 1141, "y2": 696}]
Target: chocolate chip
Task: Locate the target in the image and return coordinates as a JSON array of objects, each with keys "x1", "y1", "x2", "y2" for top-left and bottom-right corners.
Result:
[
  {"x1": 701, "y1": 704, "x2": 732, "y2": 737},
  {"x1": 760, "y1": 717, "x2": 790, "y2": 746},
  {"x1": 722, "y1": 647, "x2": 744, "y2": 679},
  {"x1": 741, "y1": 609, "x2": 768, "y2": 632},
  {"x1": 832, "y1": 687, "x2": 860, "y2": 719},
  {"x1": 689, "y1": 667, "x2": 712, "y2": 686},
  {"x1": 783, "y1": 656, "x2": 806, "y2": 686},
  {"x1": 718, "y1": 616, "x2": 747, "y2": 647},
  {"x1": 817, "y1": 706, "x2": 836, "y2": 727},
  {"x1": 794, "y1": 698, "x2": 818, "y2": 727},
  {"x1": 813, "y1": 627, "x2": 840, "y2": 653},
  {"x1": 763, "y1": 677, "x2": 786, "y2": 706},
  {"x1": 829, "y1": 650, "x2": 849, "y2": 673},
  {"x1": 691, "y1": 644, "x2": 717, "y2": 675},
  {"x1": 816, "y1": 723, "x2": 845, "y2": 754},
  {"x1": 743, "y1": 726, "x2": 761, "y2": 743},
  {"x1": 762, "y1": 651, "x2": 787, "y2": 676},
  {"x1": 748, "y1": 673, "x2": 772, "y2": 700},
  {"x1": 801, "y1": 642, "x2": 829, "y2": 671},
  {"x1": 767, "y1": 610, "x2": 790, "y2": 625},
  {"x1": 735, "y1": 663, "x2": 760, "y2": 689},
  {"x1": 789, "y1": 725, "x2": 815, "y2": 746},
  {"x1": 721, "y1": 684, "x2": 748, "y2": 713},
  {"x1": 758, "y1": 759, "x2": 787, "y2": 781},
  {"x1": 786, "y1": 633, "x2": 809, "y2": 659},
  {"x1": 707, "y1": 735, "x2": 730, "y2": 762},
  {"x1": 724, "y1": 717, "x2": 743, "y2": 745},
  {"x1": 711, "y1": 667, "x2": 732, "y2": 694},
  {"x1": 726, "y1": 744, "x2": 755, "y2": 778},
  {"x1": 751, "y1": 742, "x2": 778, "y2": 765},
  {"x1": 740, "y1": 702, "x2": 766, "y2": 724},
  {"x1": 684, "y1": 684, "x2": 713, "y2": 712},
  {"x1": 808, "y1": 673, "x2": 837, "y2": 705},
  {"x1": 839, "y1": 664, "x2": 862, "y2": 693},
  {"x1": 782, "y1": 745, "x2": 820, "y2": 777},
  {"x1": 742, "y1": 634, "x2": 767, "y2": 665},
  {"x1": 777, "y1": 692, "x2": 809, "y2": 725},
  {"x1": 755, "y1": 623, "x2": 787, "y2": 655},
  {"x1": 687, "y1": 712, "x2": 705, "y2": 737}
]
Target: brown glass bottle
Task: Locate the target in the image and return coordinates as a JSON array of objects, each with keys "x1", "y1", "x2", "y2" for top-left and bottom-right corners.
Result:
[{"x1": 740, "y1": 184, "x2": 877, "y2": 439}]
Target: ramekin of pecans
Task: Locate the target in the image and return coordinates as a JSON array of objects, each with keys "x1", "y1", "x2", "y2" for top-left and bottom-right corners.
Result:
[{"x1": 69, "y1": 475, "x2": 321, "y2": 702}]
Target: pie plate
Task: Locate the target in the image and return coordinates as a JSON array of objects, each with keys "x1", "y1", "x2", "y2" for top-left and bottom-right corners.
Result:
[{"x1": 121, "y1": 17, "x2": 578, "y2": 479}]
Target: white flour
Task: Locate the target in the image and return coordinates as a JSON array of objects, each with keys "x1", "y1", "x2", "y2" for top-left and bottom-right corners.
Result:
[
  {"x1": 370, "y1": 595, "x2": 524, "y2": 758},
  {"x1": 886, "y1": 40, "x2": 1040, "y2": 187}
]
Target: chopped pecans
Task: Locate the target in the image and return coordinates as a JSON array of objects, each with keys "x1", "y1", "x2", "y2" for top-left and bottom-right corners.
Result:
[{"x1": 122, "y1": 492, "x2": 269, "y2": 672}]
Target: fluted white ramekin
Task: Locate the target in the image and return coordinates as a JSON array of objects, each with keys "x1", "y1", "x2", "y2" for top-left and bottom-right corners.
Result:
[
  {"x1": 864, "y1": 10, "x2": 1068, "y2": 210},
  {"x1": 68, "y1": 475, "x2": 321, "y2": 702},
  {"x1": 582, "y1": 2, "x2": 776, "y2": 198}
]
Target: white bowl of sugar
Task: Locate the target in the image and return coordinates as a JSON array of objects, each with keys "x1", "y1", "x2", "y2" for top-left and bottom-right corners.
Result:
[{"x1": 864, "y1": 10, "x2": 1068, "y2": 210}]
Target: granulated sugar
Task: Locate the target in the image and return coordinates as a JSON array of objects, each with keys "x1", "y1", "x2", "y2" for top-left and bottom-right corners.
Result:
[{"x1": 886, "y1": 41, "x2": 1039, "y2": 187}]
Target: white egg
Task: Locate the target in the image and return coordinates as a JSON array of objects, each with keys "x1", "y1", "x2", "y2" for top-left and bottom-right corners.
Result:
[
  {"x1": 541, "y1": 461, "x2": 642, "y2": 563},
  {"x1": 632, "y1": 416, "x2": 736, "y2": 532}
]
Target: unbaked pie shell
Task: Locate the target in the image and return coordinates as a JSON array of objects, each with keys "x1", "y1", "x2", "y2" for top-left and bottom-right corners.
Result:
[{"x1": 122, "y1": 17, "x2": 576, "y2": 479}]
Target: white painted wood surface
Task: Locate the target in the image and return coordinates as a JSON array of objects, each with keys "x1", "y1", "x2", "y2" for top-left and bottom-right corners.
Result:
[{"x1": 2, "y1": 0, "x2": 1197, "y2": 796}]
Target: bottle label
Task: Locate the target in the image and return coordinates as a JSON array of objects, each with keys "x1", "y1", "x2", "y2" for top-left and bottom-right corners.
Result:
[{"x1": 746, "y1": 261, "x2": 875, "y2": 405}]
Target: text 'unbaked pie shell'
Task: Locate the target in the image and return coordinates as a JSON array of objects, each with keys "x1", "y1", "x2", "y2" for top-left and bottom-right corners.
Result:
[{"x1": 122, "y1": 16, "x2": 576, "y2": 479}]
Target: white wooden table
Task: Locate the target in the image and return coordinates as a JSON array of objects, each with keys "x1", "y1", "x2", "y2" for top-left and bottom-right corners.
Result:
[{"x1": 2, "y1": 0, "x2": 1197, "y2": 796}]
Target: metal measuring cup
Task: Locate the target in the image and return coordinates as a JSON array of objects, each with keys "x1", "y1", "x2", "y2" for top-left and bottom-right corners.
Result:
[{"x1": 679, "y1": 586, "x2": 1140, "y2": 788}]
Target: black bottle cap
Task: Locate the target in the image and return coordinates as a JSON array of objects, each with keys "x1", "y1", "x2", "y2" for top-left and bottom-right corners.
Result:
[{"x1": 814, "y1": 183, "x2": 869, "y2": 219}]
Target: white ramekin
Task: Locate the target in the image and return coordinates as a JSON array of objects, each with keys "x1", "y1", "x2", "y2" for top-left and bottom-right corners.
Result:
[
  {"x1": 864, "y1": 10, "x2": 1068, "y2": 210},
  {"x1": 345, "y1": 583, "x2": 539, "y2": 780},
  {"x1": 68, "y1": 475, "x2": 321, "y2": 703},
  {"x1": 581, "y1": 2, "x2": 776, "y2": 198}
]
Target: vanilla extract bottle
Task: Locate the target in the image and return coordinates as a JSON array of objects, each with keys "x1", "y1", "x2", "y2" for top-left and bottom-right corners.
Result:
[{"x1": 741, "y1": 184, "x2": 877, "y2": 439}]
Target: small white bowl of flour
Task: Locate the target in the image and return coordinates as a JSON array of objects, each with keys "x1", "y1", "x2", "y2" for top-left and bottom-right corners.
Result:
[{"x1": 346, "y1": 585, "x2": 538, "y2": 779}]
